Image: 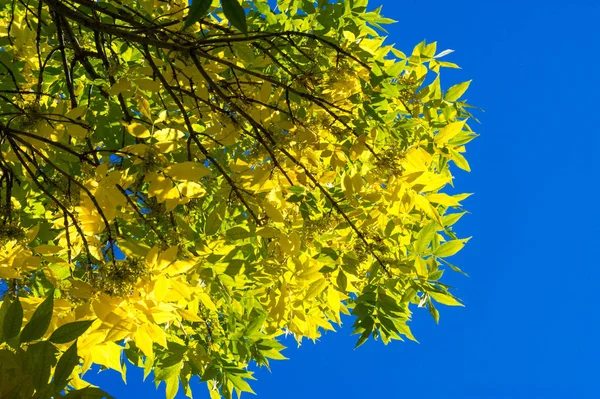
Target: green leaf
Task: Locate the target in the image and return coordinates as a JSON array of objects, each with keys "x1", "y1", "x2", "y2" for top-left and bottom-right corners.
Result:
[
  {"x1": 438, "y1": 258, "x2": 469, "y2": 277},
  {"x1": 63, "y1": 387, "x2": 115, "y2": 399},
  {"x1": 27, "y1": 341, "x2": 58, "y2": 390},
  {"x1": 244, "y1": 313, "x2": 267, "y2": 337},
  {"x1": 427, "y1": 299, "x2": 440, "y2": 324},
  {"x1": 20, "y1": 290, "x2": 54, "y2": 343},
  {"x1": 1, "y1": 299, "x2": 23, "y2": 343},
  {"x1": 228, "y1": 373, "x2": 255, "y2": 394},
  {"x1": 434, "y1": 238, "x2": 470, "y2": 257},
  {"x1": 222, "y1": 0, "x2": 248, "y2": 34},
  {"x1": 205, "y1": 204, "x2": 225, "y2": 236},
  {"x1": 143, "y1": 352, "x2": 154, "y2": 381},
  {"x1": 226, "y1": 226, "x2": 251, "y2": 240},
  {"x1": 184, "y1": 0, "x2": 213, "y2": 29},
  {"x1": 155, "y1": 361, "x2": 182, "y2": 381},
  {"x1": 0, "y1": 298, "x2": 10, "y2": 342},
  {"x1": 445, "y1": 80, "x2": 472, "y2": 102},
  {"x1": 354, "y1": 327, "x2": 371, "y2": 349},
  {"x1": 49, "y1": 320, "x2": 94, "y2": 344},
  {"x1": 54, "y1": 340, "x2": 80, "y2": 392},
  {"x1": 428, "y1": 269, "x2": 444, "y2": 281}
]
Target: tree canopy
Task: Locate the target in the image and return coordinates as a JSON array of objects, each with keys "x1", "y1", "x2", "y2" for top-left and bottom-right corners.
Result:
[{"x1": 0, "y1": 0, "x2": 476, "y2": 398}]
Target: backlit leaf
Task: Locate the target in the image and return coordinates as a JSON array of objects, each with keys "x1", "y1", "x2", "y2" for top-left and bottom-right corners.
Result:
[
  {"x1": 434, "y1": 238, "x2": 470, "y2": 257},
  {"x1": 445, "y1": 80, "x2": 472, "y2": 102},
  {"x1": 429, "y1": 291, "x2": 464, "y2": 307}
]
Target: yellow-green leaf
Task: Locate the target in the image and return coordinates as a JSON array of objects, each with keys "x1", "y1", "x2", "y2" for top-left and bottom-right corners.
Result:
[
  {"x1": 434, "y1": 238, "x2": 470, "y2": 257},
  {"x1": 435, "y1": 121, "x2": 465, "y2": 145},
  {"x1": 445, "y1": 80, "x2": 472, "y2": 102},
  {"x1": 429, "y1": 291, "x2": 464, "y2": 307}
]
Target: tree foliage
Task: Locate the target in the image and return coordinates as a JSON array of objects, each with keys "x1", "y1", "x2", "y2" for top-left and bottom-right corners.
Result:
[{"x1": 0, "y1": 0, "x2": 476, "y2": 397}]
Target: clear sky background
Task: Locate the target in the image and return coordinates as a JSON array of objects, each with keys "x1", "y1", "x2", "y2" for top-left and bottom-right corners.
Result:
[{"x1": 86, "y1": 0, "x2": 600, "y2": 397}]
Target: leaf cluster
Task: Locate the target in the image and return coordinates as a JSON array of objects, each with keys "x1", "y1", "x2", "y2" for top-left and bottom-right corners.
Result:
[{"x1": 0, "y1": 0, "x2": 477, "y2": 398}]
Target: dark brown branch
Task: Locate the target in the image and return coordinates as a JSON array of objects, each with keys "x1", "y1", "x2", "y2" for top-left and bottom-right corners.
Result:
[
  {"x1": 3, "y1": 124, "x2": 97, "y2": 165},
  {"x1": 142, "y1": 44, "x2": 261, "y2": 225},
  {"x1": 11, "y1": 134, "x2": 117, "y2": 263},
  {"x1": 115, "y1": 184, "x2": 166, "y2": 242},
  {"x1": 7, "y1": 137, "x2": 95, "y2": 269},
  {"x1": 53, "y1": 12, "x2": 78, "y2": 109},
  {"x1": 190, "y1": 53, "x2": 295, "y2": 187}
]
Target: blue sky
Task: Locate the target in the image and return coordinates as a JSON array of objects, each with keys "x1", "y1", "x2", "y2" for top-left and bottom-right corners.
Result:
[{"x1": 86, "y1": 0, "x2": 600, "y2": 398}]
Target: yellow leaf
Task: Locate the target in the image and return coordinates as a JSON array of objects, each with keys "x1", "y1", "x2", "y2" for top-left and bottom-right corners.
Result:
[
  {"x1": 414, "y1": 257, "x2": 428, "y2": 277},
  {"x1": 153, "y1": 276, "x2": 170, "y2": 302},
  {"x1": 209, "y1": 385, "x2": 221, "y2": 399},
  {"x1": 434, "y1": 238, "x2": 470, "y2": 257},
  {"x1": 109, "y1": 78, "x2": 130, "y2": 96},
  {"x1": 403, "y1": 147, "x2": 432, "y2": 171},
  {"x1": 165, "y1": 375, "x2": 180, "y2": 399},
  {"x1": 351, "y1": 173, "x2": 363, "y2": 192},
  {"x1": 69, "y1": 280, "x2": 94, "y2": 299},
  {"x1": 146, "y1": 246, "x2": 160, "y2": 268},
  {"x1": 327, "y1": 287, "x2": 340, "y2": 313},
  {"x1": 145, "y1": 323, "x2": 168, "y2": 348},
  {"x1": 256, "y1": 226, "x2": 279, "y2": 238},
  {"x1": 135, "y1": 78, "x2": 161, "y2": 92},
  {"x1": 305, "y1": 278, "x2": 328, "y2": 300},
  {"x1": 178, "y1": 181, "x2": 206, "y2": 198},
  {"x1": 105, "y1": 320, "x2": 132, "y2": 342},
  {"x1": 125, "y1": 122, "x2": 151, "y2": 138},
  {"x1": 34, "y1": 244, "x2": 62, "y2": 254},
  {"x1": 445, "y1": 80, "x2": 472, "y2": 102},
  {"x1": 65, "y1": 105, "x2": 87, "y2": 119},
  {"x1": 91, "y1": 342, "x2": 124, "y2": 371},
  {"x1": 177, "y1": 308, "x2": 203, "y2": 322},
  {"x1": 426, "y1": 193, "x2": 461, "y2": 207},
  {"x1": 165, "y1": 162, "x2": 211, "y2": 181},
  {"x1": 165, "y1": 259, "x2": 196, "y2": 276},
  {"x1": 134, "y1": 326, "x2": 154, "y2": 357},
  {"x1": 270, "y1": 282, "x2": 287, "y2": 321},
  {"x1": 259, "y1": 81, "x2": 272, "y2": 103},
  {"x1": 166, "y1": 279, "x2": 192, "y2": 301},
  {"x1": 264, "y1": 202, "x2": 284, "y2": 223},
  {"x1": 198, "y1": 292, "x2": 217, "y2": 312},
  {"x1": 91, "y1": 297, "x2": 115, "y2": 321},
  {"x1": 165, "y1": 198, "x2": 179, "y2": 212},
  {"x1": 136, "y1": 94, "x2": 151, "y2": 120},
  {"x1": 153, "y1": 128, "x2": 184, "y2": 141},
  {"x1": 156, "y1": 246, "x2": 178, "y2": 270},
  {"x1": 279, "y1": 234, "x2": 294, "y2": 255},
  {"x1": 155, "y1": 110, "x2": 168, "y2": 124},
  {"x1": 434, "y1": 121, "x2": 465, "y2": 145},
  {"x1": 67, "y1": 124, "x2": 88, "y2": 139},
  {"x1": 449, "y1": 148, "x2": 471, "y2": 172},
  {"x1": 413, "y1": 194, "x2": 443, "y2": 226},
  {"x1": 148, "y1": 175, "x2": 174, "y2": 203},
  {"x1": 118, "y1": 238, "x2": 150, "y2": 258},
  {"x1": 230, "y1": 159, "x2": 250, "y2": 172}
]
